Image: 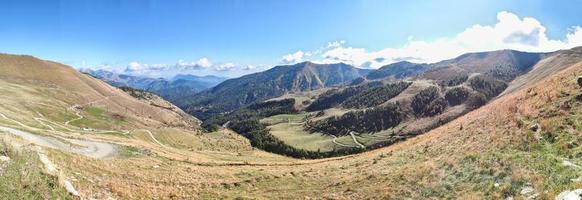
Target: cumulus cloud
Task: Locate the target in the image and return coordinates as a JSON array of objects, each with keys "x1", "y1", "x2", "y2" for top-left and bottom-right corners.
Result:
[
  {"x1": 118, "y1": 57, "x2": 263, "y2": 78},
  {"x1": 125, "y1": 61, "x2": 168, "y2": 73},
  {"x1": 175, "y1": 57, "x2": 213, "y2": 70},
  {"x1": 241, "y1": 64, "x2": 258, "y2": 70},
  {"x1": 279, "y1": 40, "x2": 349, "y2": 65},
  {"x1": 287, "y1": 11, "x2": 582, "y2": 68},
  {"x1": 281, "y1": 51, "x2": 305, "y2": 64},
  {"x1": 215, "y1": 63, "x2": 236, "y2": 71},
  {"x1": 327, "y1": 40, "x2": 346, "y2": 48},
  {"x1": 125, "y1": 61, "x2": 142, "y2": 72}
]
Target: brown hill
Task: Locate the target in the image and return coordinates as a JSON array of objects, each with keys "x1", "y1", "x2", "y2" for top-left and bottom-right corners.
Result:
[{"x1": 0, "y1": 53, "x2": 200, "y2": 129}]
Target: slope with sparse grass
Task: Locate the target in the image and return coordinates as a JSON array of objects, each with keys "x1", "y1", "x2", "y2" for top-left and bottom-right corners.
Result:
[{"x1": 0, "y1": 139, "x2": 72, "y2": 199}]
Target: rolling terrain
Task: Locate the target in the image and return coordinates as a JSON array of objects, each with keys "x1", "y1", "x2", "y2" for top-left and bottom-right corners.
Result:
[{"x1": 0, "y1": 47, "x2": 581, "y2": 199}]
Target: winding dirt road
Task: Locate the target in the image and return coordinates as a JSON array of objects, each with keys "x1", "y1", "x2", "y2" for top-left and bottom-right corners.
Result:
[
  {"x1": 0, "y1": 125, "x2": 117, "y2": 159},
  {"x1": 136, "y1": 129, "x2": 167, "y2": 148},
  {"x1": 0, "y1": 112, "x2": 117, "y2": 159},
  {"x1": 331, "y1": 135, "x2": 358, "y2": 148},
  {"x1": 349, "y1": 131, "x2": 365, "y2": 149}
]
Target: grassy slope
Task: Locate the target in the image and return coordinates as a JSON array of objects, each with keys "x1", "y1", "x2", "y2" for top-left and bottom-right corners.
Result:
[
  {"x1": 0, "y1": 54, "x2": 296, "y2": 198},
  {"x1": 52, "y1": 53, "x2": 581, "y2": 199},
  {"x1": 262, "y1": 113, "x2": 341, "y2": 152},
  {"x1": 0, "y1": 139, "x2": 71, "y2": 199},
  {"x1": 1, "y1": 51, "x2": 582, "y2": 199}
]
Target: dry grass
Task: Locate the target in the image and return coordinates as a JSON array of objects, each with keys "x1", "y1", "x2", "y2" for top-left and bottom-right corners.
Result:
[
  {"x1": 0, "y1": 138, "x2": 71, "y2": 199},
  {"x1": 267, "y1": 88, "x2": 330, "y2": 110}
]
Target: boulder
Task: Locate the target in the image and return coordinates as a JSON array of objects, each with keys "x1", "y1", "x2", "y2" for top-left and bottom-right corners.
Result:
[{"x1": 556, "y1": 189, "x2": 582, "y2": 200}]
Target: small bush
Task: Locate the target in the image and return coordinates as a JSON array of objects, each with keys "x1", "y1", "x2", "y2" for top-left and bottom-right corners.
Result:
[
  {"x1": 441, "y1": 75, "x2": 468, "y2": 87},
  {"x1": 467, "y1": 92, "x2": 488, "y2": 109},
  {"x1": 411, "y1": 86, "x2": 447, "y2": 117},
  {"x1": 445, "y1": 87, "x2": 471, "y2": 106},
  {"x1": 469, "y1": 75, "x2": 508, "y2": 99}
]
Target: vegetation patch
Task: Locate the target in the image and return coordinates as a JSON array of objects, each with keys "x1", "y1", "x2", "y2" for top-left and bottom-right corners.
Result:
[
  {"x1": 307, "y1": 103, "x2": 405, "y2": 136},
  {"x1": 469, "y1": 75, "x2": 508, "y2": 99},
  {"x1": 118, "y1": 145, "x2": 152, "y2": 158},
  {"x1": 0, "y1": 141, "x2": 71, "y2": 199},
  {"x1": 445, "y1": 87, "x2": 471, "y2": 106},
  {"x1": 264, "y1": 114, "x2": 338, "y2": 152},
  {"x1": 411, "y1": 86, "x2": 447, "y2": 117},
  {"x1": 342, "y1": 81, "x2": 411, "y2": 109},
  {"x1": 440, "y1": 74, "x2": 468, "y2": 87},
  {"x1": 306, "y1": 81, "x2": 383, "y2": 111},
  {"x1": 70, "y1": 106, "x2": 126, "y2": 130}
]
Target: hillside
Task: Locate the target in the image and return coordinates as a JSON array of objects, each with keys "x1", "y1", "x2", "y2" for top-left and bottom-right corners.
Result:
[
  {"x1": 203, "y1": 48, "x2": 582, "y2": 160},
  {"x1": 360, "y1": 50, "x2": 548, "y2": 83},
  {"x1": 365, "y1": 61, "x2": 431, "y2": 80},
  {"x1": 420, "y1": 49, "x2": 550, "y2": 81},
  {"x1": 0, "y1": 54, "x2": 294, "y2": 198},
  {"x1": 0, "y1": 48, "x2": 581, "y2": 199},
  {"x1": 182, "y1": 61, "x2": 370, "y2": 119}
]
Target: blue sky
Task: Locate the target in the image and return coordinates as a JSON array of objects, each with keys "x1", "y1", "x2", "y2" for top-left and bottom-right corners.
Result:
[{"x1": 1, "y1": 0, "x2": 581, "y2": 77}]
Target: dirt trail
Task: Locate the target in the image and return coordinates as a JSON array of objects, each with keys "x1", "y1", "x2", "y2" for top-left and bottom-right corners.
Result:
[
  {"x1": 65, "y1": 94, "x2": 114, "y2": 126},
  {"x1": 349, "y1": 131, "x2": 365, "y2": 149},
  {"x1": 331, "y1": 135, "x2": 358, "y2": 148},
  {"x1": 138, "y1": 129, "x2": 167, "y2": 148},
  {"x1": 64, "y1": 111, "x2": 84, "y2": 126},
  {"x1": 0, "y1": 125, "x2": 117, "y2": 159},
  {"x1": 0, "y1": 111, "x2": 118, "y2": 159}
]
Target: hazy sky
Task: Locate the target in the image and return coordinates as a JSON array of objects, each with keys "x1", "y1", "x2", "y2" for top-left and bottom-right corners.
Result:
[{"x1": 1, "y1": 0, "x2": 581, "y2": 78}]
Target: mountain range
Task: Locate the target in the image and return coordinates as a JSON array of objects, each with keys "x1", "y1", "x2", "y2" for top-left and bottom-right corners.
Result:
[
  {"x1": 193, "y1": 48, "x2": 582, "y2": 161},
  {"x1": 180, "y1": 61, "x2": 370, "y2": 119},
  {"x1": 83, "y1": 69, "x2": 226, "y2": 104},
  {"x1": 173, "y1": 49, "x2": 551, "y2": 120}
]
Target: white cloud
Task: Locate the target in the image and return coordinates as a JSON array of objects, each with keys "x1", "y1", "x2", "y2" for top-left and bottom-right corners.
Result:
[
  {"x1": 126, "y1": 61, "x2": 142, "y2": 72},
  {"x1": 117, "y1": 57, "x2": 265, "y2": 78},
  {"x1": 288, "y1": 11, "x2": 582, "y2": 68},
  {"x1": 196, "y1": 57, "x2": 212, "y2": 68},
  {"x1": 327, "y1": 40, "x2": 346, "y2": 48},
  {"x1": 281, "y1": 51, "x2": 305, "y2": 64},
  {"x1": 176, "y1": 57, "x2": 213, "y2": 70},
  {"x1": 241, "y1": 64, "x2": 257, "y2": 70},
  {"x1": 215, "y1": 63, "x2": 236, "y2": 71}
]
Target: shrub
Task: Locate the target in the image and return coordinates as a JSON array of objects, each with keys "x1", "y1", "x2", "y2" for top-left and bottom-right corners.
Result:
[
  {"x1": 467, "y1": 92, "x2": 488, "y2": 109},
  {"x1": 445, "y1": 87, "x2": 470, "y2": 106},
  {"x1": 306, "y1": 81, "x2": 383, "y2": 111},
  {"x1": 411, "y1": 86, "x2": 447, "y2": 117},
  {"x1": 307, "y1": 103, "x2": 404, "y2": 135},
  {"x1": 342, "y1": 82, "x2": 411, "y2": 109},
  {"x1": 469, "y1": 75, "x2": 507, "y2": 99},
  {"x1": 441, "y1": 75, "x2": 468, "y2": 87}
]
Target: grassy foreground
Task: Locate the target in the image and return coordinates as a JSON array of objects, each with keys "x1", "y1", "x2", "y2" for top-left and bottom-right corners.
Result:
[{"x1": 0, "y1": 140, "x2": 71, "y2": 199}]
